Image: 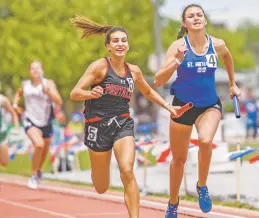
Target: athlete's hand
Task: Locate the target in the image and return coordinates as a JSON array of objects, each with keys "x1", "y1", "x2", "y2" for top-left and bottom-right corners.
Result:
[
  {"x1": 229, "y1": 84, "x2": 241, "y2": 99},
  {"x1": 55, "y1": 111, "x2": 66, "y2": 123},
  {"x1": 42, "y1": 86, "x2": 50, "y2": 95},
  {"x1": 42, "y1": 82, "x2": 50, "y2": 95},
  {"x1": 90, "y1": 86, "x2": 103, "y2": 99},
  {"x1": 10, "y1": 127, "x2": 20, "y2": 135},
  {"x1": 168, "y1": 105, "x2": 181, "y2": 117},
  {"x1": 170, "y1": 102, "x2": 193, "y2": 118},
  {"x1": 14, "y1": 105, "x2": 24, "y2": 115},
  {"x1": 176, "y1": 45, "x2": 188, "y2": 62}
]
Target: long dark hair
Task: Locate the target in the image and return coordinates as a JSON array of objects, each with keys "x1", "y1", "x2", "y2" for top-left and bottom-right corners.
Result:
[
  {"x1": 177, "y1": 4, "x2": 206, "y2": 39},
  {"x1": 70, "y1": 15, "x2": 128, "y2": 45}
]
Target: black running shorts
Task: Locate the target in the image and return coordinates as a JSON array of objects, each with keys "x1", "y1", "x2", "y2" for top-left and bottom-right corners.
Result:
[
  {"x1": 171, "y1": 96, "x2": 222, "y2": 126},
  {"x1": 24, "y1": 118, "x2": 53, "y2": 138},
  {"x1": 84, "y1": 116, "x2": 134, "y2": 152}
]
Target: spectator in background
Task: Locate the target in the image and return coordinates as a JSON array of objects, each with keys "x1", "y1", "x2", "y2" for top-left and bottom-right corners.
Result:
[{"x1": 243, "y1": 89, "x2": 258, "y2": 140}]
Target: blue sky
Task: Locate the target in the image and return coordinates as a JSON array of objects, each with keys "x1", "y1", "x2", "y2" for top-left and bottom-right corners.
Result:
[{"x1": 161, "y1": 0, "x2": 259, "y2": 29}]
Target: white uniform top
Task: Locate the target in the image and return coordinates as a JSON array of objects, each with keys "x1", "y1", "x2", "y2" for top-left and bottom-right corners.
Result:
[
  {"x1": 22, "y1": 79, "x2": 53, "y2": 127},
  {"x1": 0, "y1": 94, "x2": 11, "y2": 133}
]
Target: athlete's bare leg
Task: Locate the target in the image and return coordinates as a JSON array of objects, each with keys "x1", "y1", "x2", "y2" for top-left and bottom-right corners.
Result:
[
  {"x1": 26, "y1": 127, "x2": 45, "y2": 176},
  {"x1": 88, "y1": 149, "x2": 112, "y2": 194},
  {"x1": 195, "y1": 108, "x2": 221, "y2": 187},
  {"x1": 0, "y1": 144, "x2": 9, "y2": 166},
  {"x1": 38, "y1": 138, "x2": 51, "y2": 171},
  {"x1": 114, "y1": 136, "x2": 139, "y2": 218},
  {"x1": 169, "y1": 120, "x2": 193, "y2": 204}
]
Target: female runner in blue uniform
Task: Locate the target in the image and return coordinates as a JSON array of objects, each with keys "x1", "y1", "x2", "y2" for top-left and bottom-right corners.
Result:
[
  {"x1": 154, "y1": 4, "x2": 241, "y2": 217},
  {"x1": 69, "y1": 15, "x2": 191, "y2": 218}
]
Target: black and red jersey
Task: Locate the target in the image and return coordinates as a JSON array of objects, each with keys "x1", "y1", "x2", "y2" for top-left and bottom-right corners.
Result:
[{"x1": 84, "y1": 57, "x2": 134, "y2": 121}]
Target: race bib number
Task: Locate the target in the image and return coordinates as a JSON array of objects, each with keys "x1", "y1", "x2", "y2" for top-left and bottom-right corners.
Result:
[
  {"x1": 87, "y1": 126, "x2": 98, "y2": 142},
  {"x1": 206, "y1": 54, "x2": 217, "y2": 68},
  {"x1": 127, "y1": 78, "x2": 134, "y2": 92}
]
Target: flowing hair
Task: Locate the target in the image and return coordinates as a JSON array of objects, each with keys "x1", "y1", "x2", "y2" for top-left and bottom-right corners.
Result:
[{"x1": 70, "y1": 15, "x2": 128, "y2": 45}]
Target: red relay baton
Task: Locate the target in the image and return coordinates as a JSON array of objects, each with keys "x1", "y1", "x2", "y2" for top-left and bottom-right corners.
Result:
[
  {"x1": 249, "y1": 155, "x2": 259, "y2": 164},
  {"x1": 171, "y1": 102, "x2": 193, "y2": 118}
]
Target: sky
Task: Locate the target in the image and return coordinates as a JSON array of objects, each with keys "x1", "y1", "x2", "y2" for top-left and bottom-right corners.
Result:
[{"x1": 161, "y1": 0, "x2": 259, "y2": 30}]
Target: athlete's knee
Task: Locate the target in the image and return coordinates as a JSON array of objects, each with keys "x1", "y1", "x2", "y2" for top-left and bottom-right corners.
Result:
[
  {"x1": 198, "y1": 136, "x2": 213, "y2": 156},
  {"x1": 198, "y1": 135, "x2": 213, "y2": 147},
  {"x1": 0, "y1": 159, "x2": 8, "y2": 166},
  {"x1": 34, "y1": 143, "x2": 45, "y2": 149},
  {"x1": 91, "y1": 174, "x2": 109, "y2": 194},
  {"x1": 171, "y1": 157, "x2": 187, "y2": 167},
  {"x1": 94, "y1": 185, "x2": 109, "y2": 194},
  {"x1": 120, "y1": 169, "x2": 135, "y2": 183}
]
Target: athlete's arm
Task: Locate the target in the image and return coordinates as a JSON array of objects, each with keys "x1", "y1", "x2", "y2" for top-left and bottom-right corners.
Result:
[
  {"x1": 53, "y1": 104, "x2": 65, "y2": 123},
  {"x1": 13, "y1": 87, "x2": 23, "y2": 114},
  {"x1": 154, "y1": 38, "x2": 187, "y2": 87},
  {"x1": 130, "y1": 64, "x2": 177, "y2": 115},
  {"x1": 2, "y1": 96, "x2": 19, "y2": 129},
  {"x1": 213, "y1": 37, "x2": 241, "y2": 98},
  {"x1": 43, "y1": 80, "x2": 63, "y2": 106},
  {"x1": 70, "y1": 59, "x2": 106, "y2": 101}
]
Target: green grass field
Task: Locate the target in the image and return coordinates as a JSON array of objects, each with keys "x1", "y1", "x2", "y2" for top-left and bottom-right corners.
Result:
[
  {"x1": 0, "y1": 154, "x2": 51, "y2": 176},
  {"x1": 0, "y1": 150, "x2": 91, "y2": 175}
]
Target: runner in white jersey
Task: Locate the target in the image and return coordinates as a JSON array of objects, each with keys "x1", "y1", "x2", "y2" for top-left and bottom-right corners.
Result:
[
  {"x1": 13, "y1": 61, "x2": 63, "y2": 189},
  {"x1": 0, "y1": 94, "x2": 19, "y2": 166},
  {"x1": 22, "y1": 78, "x2": 54, "y2": 127}
]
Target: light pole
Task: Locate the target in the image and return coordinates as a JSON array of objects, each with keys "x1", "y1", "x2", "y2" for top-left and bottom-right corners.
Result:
[
  {"x1": 152, "y1": 0, "x2": 165, "y2": 96},
  {"x1": 153, "y1": 0, "x2": 163, "y2": 72}
]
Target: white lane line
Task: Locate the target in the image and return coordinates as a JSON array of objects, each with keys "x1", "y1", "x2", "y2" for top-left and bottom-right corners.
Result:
[
  {"x1": 74, "y1": 212, "x2": 126, "y2": 216},
  {"x1": 0, "y1": 198, "x2": 76, "y2": 218}
]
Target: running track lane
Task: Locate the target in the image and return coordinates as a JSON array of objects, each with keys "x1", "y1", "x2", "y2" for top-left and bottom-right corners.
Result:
[{"x1": 0, "y1": 183, "x2": 188, "y2": 218}]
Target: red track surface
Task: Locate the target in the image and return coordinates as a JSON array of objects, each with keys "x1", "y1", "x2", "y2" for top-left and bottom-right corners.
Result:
[
  {"x1": 0, "y1": 183, "x2": 189, "y2": 218},
  {"x1": 1, "y1": 175, "x2": 259, "y2": 218}
]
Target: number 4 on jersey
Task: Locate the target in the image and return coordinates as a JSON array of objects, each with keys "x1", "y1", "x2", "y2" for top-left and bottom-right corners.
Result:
[{"x1": 206, "y1": 54, "x2": 217, "y2": 68}]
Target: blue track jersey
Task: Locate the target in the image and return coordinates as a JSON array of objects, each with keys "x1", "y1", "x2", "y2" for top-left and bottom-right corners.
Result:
[{"x1": 170, "y1": 35, "x2": 218, "y2": 107}]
